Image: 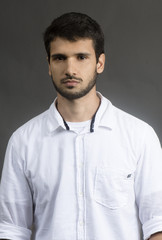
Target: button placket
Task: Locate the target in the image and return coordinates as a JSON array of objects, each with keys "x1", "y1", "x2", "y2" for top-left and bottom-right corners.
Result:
[{"x1": 75, "y1": 134, "x2": 86, "y2": 240}]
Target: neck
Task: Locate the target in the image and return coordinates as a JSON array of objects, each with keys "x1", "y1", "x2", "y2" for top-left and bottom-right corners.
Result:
[{"x1": 56, "y1": 88, "x2": 100, "y2": 122}]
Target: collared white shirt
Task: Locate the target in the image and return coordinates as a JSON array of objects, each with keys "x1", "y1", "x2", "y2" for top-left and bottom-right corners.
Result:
[{"x1": 0, "y1": 93, "x2": 162, "y2": 240}]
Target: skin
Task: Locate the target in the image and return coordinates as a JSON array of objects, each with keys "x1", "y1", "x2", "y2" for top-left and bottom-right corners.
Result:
[
  {"x1": 48, "y1": 37, "x2": 105, "y2": 122},
  {"x1": 149, "y1": 233, "x2": 162, "y2": 240}
]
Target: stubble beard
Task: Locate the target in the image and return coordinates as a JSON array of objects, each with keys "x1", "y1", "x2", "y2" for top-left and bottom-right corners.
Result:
[{"x1": 51, "y1": 71, "x2": 98, "y2": 100}]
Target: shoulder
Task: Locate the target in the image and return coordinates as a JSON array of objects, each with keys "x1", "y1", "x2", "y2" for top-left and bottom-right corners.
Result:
[
  {"x1": 112, "y1": 104, "x2": 160, "y2": 146},
  {"x1": 99, "y1": 94, "x2": 155, "y2": 138},
  {"x1": 113, "y1": 105, "x2": 148, "y2": 127},
  {"x1": 11, "y1": 108, "x2": 50, "y2": 146}
]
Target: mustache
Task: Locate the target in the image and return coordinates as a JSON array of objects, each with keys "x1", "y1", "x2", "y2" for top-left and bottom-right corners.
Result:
[{"x1": 61, "y1": 75, "x2": 83, "y2": 83}]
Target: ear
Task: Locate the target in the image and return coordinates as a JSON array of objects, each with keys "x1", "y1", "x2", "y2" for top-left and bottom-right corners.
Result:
[
  {"x1": 47, "y1": 57, "x2": 52, "y2": 76},
  {"x1": 96, "y1": 53, "x2": 105, "y2": 74}
]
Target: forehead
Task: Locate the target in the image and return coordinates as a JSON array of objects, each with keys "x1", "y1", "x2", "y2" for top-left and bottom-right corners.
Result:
[{"x1": 50, "y1": 37, "x2": 95, "y2": 55}]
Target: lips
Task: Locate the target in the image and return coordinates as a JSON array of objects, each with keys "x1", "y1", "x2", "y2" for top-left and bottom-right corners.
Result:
[
  {"x1": 63, "y1": 79, "x2": 79, "y2": 83},
  {"x1": 63, "y1": 80, "x2": 80, "y2": 86},
  {"x1": 61, "y1": 76, "x2": 82, "y2": 83}
]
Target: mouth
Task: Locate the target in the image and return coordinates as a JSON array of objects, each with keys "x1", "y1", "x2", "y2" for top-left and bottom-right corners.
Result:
[{"x1": 62, "y1": 79, "x2": 81, "y2": 87}]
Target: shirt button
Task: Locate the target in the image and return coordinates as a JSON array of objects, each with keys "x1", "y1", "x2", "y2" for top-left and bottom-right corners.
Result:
[
  {"x1": 78, "y1": 163, "x2": 83, "y2": 168},
  {"x1": 79, "y1": 221, "x2": 84, "y2": 226},
  {"x1": 79, "y1": 192, "x2": 83, "y2": 197}
]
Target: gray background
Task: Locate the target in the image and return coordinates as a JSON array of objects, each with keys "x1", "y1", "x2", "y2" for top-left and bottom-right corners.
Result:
[{"x1": 0, "y1": 0, "x2": 162, "y2": 176}]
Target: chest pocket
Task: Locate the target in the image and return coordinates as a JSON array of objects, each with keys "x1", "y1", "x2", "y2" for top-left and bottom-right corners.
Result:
[{"x1": 94, "y1": 168, "x2": 134, "y2": 209}]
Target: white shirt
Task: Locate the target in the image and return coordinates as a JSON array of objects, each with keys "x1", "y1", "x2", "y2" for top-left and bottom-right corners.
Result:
[{"x1": 0, "y1": 93, "x2": 162, "y2": 240}]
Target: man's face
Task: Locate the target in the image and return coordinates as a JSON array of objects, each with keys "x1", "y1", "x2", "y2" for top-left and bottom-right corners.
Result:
[{"x1": 48, "y1": 37, "x2": 105, "y2": 100}]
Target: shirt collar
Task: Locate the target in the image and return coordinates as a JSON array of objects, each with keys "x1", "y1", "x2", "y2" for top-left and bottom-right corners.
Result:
[
  {"x1": 46, "y1": 92, "x2": 114, "y2": 133},
  {"x1": 46, "y1": 99, "x2": 67, "y2": 133},
  {"x1": 94, "y1": 92, "x2": 114, "y2": 131}
]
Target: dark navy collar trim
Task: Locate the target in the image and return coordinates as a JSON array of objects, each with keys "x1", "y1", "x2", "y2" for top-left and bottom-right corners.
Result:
[{"x1": 63, "y1": 111, "x2": 97, "y2": 133}]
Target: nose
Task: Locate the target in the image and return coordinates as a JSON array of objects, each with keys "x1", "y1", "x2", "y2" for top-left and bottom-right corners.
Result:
[{"x1": 64, "y1": 58, "x2": 77, "y2": 76}]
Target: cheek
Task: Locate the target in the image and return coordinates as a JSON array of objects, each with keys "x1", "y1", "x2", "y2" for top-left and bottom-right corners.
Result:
[
  {"x1": 49, "y1": 65, "x2": 60, "y2": 77},
  {"x1": 85, "y1": 65, "x2": 97, "y2": 77},
  {"x1": 81, "y1": 62, "x2": 96, "y2": 73}
]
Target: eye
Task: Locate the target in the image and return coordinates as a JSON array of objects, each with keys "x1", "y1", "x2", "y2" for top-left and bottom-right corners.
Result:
[
  {"x1": 57, "y1": 56, "x2": 66, "y2": 61},
  {"x1": 52, "y1": 55, "x2": 66, "y2": 61},
  {"x1": 77, "y1": 54, "x2": 87, "y2": 60}
]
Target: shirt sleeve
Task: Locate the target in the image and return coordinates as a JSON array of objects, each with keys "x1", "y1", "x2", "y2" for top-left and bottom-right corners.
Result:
[
  {"x1": 134, "y1": 125, "x2": 162, "y2": 240},
  {"x1": 0, "y1": 134, "x2": 33, "y2": 240}
]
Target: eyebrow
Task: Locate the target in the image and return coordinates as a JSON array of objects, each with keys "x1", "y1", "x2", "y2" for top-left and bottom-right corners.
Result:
[
  {"x1": 50, "y1": 54, "x2": 66, "y2": 59},
  {"x1": 76, "y1": 52, "x2": 91, "y2": 56},
  {"x1": 50, "y1": 52, "x2": 91, "y2": 58}
]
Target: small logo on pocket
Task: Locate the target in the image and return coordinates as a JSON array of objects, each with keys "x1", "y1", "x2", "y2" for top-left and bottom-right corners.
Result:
[{"x1": 127, "y1": 174, "x2": 132, "y2": 178}]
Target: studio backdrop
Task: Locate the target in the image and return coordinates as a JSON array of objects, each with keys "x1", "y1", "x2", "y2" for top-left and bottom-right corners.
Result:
[{"x1": 0, "y1": 0, "x2": 162, "y2": 176}]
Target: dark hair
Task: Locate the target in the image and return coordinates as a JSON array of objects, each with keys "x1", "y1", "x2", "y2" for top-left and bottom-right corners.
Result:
[{"x1": 43, "y1": 12, "x2": 105, "y2": 62}]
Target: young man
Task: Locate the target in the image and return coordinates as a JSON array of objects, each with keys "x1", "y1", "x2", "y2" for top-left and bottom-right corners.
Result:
[{"x1": 0, "y1": 12, "x2": 162, "y2": 240}]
